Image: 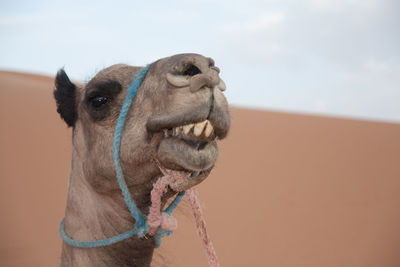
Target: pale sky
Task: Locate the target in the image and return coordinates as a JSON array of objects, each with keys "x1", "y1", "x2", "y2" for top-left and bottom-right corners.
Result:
[{"x1": 1, "y1": 0, "x2": 399, "y2": 122}]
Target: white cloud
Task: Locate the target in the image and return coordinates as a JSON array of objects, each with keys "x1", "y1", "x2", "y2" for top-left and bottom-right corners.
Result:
[
  {"x1": 221, "y1": 12, "x2": 284, "y2": 34},
  {"x1": 0, "y1": 14, "x2": 42, "y2": 26},
  {"x1": 304, "y1": 0, "x2": 380, "y2": 13},
  {"x1": 364, "y1": 59, "x2": 392, "y2": 72},
  {"x1": 139, "y1": 9, "x2": 201, "y2": 23},
  {"x1": 220, "y1": 12, "x2": 285, "y2": 65}
]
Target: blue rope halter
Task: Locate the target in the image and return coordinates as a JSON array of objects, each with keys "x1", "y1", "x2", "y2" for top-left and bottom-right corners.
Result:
[{"x1": 59, "y1": 65, "x2": 185, "y2": 248}]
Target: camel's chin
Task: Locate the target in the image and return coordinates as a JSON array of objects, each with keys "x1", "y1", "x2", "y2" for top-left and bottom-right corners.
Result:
[{"x1": 156, "y1": 137, "x2": 218, "y2": 172}]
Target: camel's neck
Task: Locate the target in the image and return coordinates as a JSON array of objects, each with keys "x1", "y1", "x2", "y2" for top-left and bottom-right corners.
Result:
[{"x1": 59, "y1": 153, "x2": 156, "y2": 267}]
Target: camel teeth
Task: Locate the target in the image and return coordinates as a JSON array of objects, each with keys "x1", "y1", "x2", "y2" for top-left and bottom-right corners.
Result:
[
  {"x1": 204, "y1": 121, "x2": 214, "y2": 137},
  {"x1": 167, "y1": 121, "x2": 214, "y2": 138},
  {"x1": 174, "y1": 126, "x2": 182, "y2": 136},
  {"x1": 194, "y1": 120, "x2": 207, "y2": 137},
  {"x1": 183, "y1": 124, "x2": 194, "y2": 136}
]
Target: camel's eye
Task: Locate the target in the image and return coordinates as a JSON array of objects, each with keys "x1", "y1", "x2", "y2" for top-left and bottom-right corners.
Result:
[
  {"x1": 183, "y1": 65, "x2": 201, "y2": 76},
  {"x1": 85, "y1": 80, "x2": 121, "y2": 121},
  {"x1": 90, "y1": 95, "x2": 108, "y2": 109}
]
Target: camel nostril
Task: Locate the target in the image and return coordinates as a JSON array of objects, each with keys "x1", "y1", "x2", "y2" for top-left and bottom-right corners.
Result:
[{"x1": 184, "y1": 65, "x2": 201, "y2": 76}]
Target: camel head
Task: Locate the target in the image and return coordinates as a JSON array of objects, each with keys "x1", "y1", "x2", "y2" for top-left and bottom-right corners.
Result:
[{"x1": 54, "y1": 53, "x2": 230, "y2": 201}]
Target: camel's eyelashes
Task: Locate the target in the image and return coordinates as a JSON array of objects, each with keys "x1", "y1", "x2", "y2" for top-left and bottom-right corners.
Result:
[
  {"x1": 183, "y1": 65, "x2": 201, "y2": 76},
  {"x1": 90, "y1": 95, "x2": 108, "y2": 109}
]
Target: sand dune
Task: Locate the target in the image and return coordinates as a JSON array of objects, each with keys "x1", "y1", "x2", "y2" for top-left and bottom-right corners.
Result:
[{"x1": 1, "y1": 70, "x2": 400, "y2": 267}]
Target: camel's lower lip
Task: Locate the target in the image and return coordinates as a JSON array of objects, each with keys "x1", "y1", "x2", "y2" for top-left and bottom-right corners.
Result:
[{"x1": 156, "y1": 136, "x2": 219, "y2": 172}]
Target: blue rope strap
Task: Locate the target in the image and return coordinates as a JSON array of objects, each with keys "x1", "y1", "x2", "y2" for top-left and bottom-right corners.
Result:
[
  {"x1": 112, "y1": 66, "x2": 151, "y2": 237},
  {"x1": 59, "y1": 65, "x2": 185, "y2": 248}
]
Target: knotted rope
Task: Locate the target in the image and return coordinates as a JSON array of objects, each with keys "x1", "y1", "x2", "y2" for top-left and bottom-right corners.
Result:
[{"x1": 147, "y1": 164, "x2": 219, "y2": 266}]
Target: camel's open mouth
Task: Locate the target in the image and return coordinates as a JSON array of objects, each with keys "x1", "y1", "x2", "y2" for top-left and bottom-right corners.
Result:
[
  {"x1": 150, "y1": 117, "x2": 221, "y2": 177},
  {"x1": 161, "y1": 119, "x2": 217, "y2": 150}
]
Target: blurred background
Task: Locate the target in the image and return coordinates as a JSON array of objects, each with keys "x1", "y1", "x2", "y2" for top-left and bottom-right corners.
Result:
[{"x1": 1, "y1": 1, "x2": 400, "y2": 266}]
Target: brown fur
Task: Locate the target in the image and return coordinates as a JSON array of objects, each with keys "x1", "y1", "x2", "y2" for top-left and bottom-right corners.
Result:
[{"x1": 55, "y1": 54, "x2": 230, "y2": 266}]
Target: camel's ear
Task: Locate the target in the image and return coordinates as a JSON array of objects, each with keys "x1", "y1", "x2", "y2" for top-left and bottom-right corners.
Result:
[{"x1": 54, "y1": 69, "x2": 77, "y2": 127}]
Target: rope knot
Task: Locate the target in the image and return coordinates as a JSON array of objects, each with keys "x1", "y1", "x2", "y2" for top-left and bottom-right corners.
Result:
[
  {"x1": 160, "y1": 212, "x2": 178, "y2": 231},
  {"x1": 147, "y1": 171, "x2": 182, "y2": 236}
]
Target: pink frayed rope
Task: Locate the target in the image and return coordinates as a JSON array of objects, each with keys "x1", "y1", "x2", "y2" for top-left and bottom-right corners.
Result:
[
  {"x1": 187, "y1": 188, "x2": 220, "y2": 267},
  {"x1": 147, "y1": 165, "x2": 220, "y2": 267},
  {"x1": 147, "y1": 174, "x2": 177, "y2": 235},
  {"x1": 147, "y1": 165, "x2": 189, "y2": 235}
]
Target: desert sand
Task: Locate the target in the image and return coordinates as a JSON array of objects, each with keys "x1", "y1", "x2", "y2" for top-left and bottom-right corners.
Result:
[{"x1": 1, "y1": 70, "x2": 400, "y2": 267}]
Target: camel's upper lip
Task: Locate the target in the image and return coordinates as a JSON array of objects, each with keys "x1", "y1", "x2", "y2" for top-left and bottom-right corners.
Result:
[{"x1": 146, "y1": 113, "x2": 228, "y2": 139}]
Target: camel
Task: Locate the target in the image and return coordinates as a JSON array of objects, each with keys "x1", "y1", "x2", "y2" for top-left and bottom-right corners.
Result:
[{"x1": 54, "y1": 53, "x2": 230, "y2": 266}]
